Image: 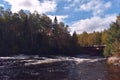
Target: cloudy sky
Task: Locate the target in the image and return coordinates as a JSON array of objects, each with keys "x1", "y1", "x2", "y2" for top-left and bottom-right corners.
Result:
[{"x1": 0, "y1": 0, "x2": 119, "y2": 34}]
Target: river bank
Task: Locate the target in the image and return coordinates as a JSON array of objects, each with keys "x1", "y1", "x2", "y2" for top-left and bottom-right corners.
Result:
[{"x1": 107, "y1": 56, "x2": 120, "y2": 66}]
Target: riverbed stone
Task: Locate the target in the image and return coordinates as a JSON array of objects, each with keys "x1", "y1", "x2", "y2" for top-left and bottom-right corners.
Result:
[{"x1": 107, "y1": 57, "x2": 120, "y2": 65}]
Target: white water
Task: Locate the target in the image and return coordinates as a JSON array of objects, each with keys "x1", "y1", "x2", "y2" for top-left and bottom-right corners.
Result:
[
  {"x1": 0, "y1": 55, "x2": 106, "y2": 66},
  {"x1": 0, "y1": 55, "x2": 109, "y2": 80}
]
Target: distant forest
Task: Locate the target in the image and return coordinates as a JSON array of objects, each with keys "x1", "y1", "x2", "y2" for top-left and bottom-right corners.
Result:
[
  {"x1": 0, "y1": 7, "x2": 120, "y2": 57},
  {"x1": 77, "y1": 15, "x2": 120, "y2": 57}
]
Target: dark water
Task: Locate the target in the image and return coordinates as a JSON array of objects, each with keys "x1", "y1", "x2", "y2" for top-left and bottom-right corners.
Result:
[
  {"x1": 105, "y1": 64, "x2": 120, "y2": 80},
  {"x1": 0, "y1": 56, "x2": 120, "y2": 80}
]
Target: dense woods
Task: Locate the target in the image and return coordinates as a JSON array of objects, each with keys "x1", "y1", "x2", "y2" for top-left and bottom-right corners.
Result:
[
  {"x1": 77, "y1": 31, "x2": 103, "y2": 46},
  {"x1": 77, "y1": 15, "x2": 120, "y2": 57},
  {"x1": 0, "y1": 7, "x2": 120, "y2": 57},
  {"x1": 104, "y1": 15, "x2": 120, "y2": 57},
  {"x1": 0, "y1": 7, "x2": 79, "y2": 56}
]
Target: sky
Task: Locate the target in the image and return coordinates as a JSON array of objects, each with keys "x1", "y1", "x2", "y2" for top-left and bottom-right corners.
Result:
[{"x1": 0, "y1": 0, "x2": 120, "y2": 34}]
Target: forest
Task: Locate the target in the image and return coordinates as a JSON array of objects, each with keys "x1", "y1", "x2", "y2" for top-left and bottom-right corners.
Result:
[
  {"x1": 0, "y1": 7, "x2": 79, "y2": 56},
  {"x1": 77, "y1": 15, "x2": 120, "y2": 57},
  {"x1": 0, "y1": 7, "x2": 120, "y2": 57}
]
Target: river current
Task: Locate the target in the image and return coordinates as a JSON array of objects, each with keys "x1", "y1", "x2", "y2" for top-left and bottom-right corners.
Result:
[{"x1": 0, "y1": 55, "x2": 120, "y2": 80}]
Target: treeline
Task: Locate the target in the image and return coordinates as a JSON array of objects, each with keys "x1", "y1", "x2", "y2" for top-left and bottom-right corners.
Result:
[
  {"x1": 0, "y1": 7, "x2": 120, "y2": 57},
  {"x1": 0, "y1": 7, "x2": 78, "y2": 56},
  {"x1": 77, "y1": 31, "x2": 107, "y2": 46},
  {"x1": 104, "y1": 15, "x2": 120, "y2": 57},
  {"x1": 77, "y1": 15, "x2": 120, "y2": 57}
]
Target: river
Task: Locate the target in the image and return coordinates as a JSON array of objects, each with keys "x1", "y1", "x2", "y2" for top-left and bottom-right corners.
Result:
[{"x1": 0, "y1": 55, "x2": 120, "y2": 80}]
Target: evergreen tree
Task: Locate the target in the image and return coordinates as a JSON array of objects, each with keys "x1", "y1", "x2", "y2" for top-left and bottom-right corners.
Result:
[{"x1": 104, "y1": 15, "x2": 120, "y2": 57}]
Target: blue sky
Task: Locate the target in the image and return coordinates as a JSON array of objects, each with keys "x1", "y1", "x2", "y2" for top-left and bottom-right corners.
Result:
[{"x1": 0, "y1": 0, "x2": 120, "y2": 34}]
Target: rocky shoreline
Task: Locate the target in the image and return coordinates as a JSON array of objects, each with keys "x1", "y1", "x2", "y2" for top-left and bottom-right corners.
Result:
[{"x1": 107, "y1": 57, "x2": 120, "y2": 66}]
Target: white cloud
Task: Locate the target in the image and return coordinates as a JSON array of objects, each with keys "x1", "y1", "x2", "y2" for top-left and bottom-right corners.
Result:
[
  {"x1": 78, "y1": 0, "x2": 112, "y2": 15},
  {"x1": 64, "y1": 0, "x2": 79, "y2": 9},
  {"x1": 70, "y1": 14, "x2": 117, "y2": 34},
  {"x1": 48, "y1": 15, "x2": 68, "y2": 22},
  {"x1": 64, "y1": 0, "x2": 112, "y2": 16},
  {"x1": 64, "y1": 0, "x2": 72, "y2": 2},
  {"x1": 4, "y1": 0, "x2": 57, "y2": 13},
  {"x1": 64, "y1": 6, "x2": 69, "y2": 10},
  {"x1": 0, "y1": 4, "x2": 4, "y2": 7},
  {"x1": 64, "y1": 3, "x2": 75, "y2": 9}
]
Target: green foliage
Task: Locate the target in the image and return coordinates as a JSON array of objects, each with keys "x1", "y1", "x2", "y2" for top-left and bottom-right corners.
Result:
[
  {"x1": 101, "y1": 30, "x2": 108, "y2": 45},
  {"x1": 71, "y1": 32, "x2": 78, "y2": 48},
  {"x1": 78, "y1": 31, "x2": 88, "y2": 46},
  {"x1": 0, "y1": 7, "x2": 74, "y2": 56},
  {"x1": 77, "y1": 31, "x2": 102, "y2": 46},
  {"x1": 111, "y1": 40, "x2": 120, "y2": 57},
  {"x1": 1, "y1": 6, "x2": 120, "y2": 56},
  {"x1": 104, "y1": 15, "x2": 120, "y2": 57},
  {"x1": 77, "y1": 15, "x2": 120, "y2": 57}
]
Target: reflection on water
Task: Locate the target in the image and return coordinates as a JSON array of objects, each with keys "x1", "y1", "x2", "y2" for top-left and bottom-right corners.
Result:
[{"x1": 0, "y1": 56, "x2": 120, "y2": 80}]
